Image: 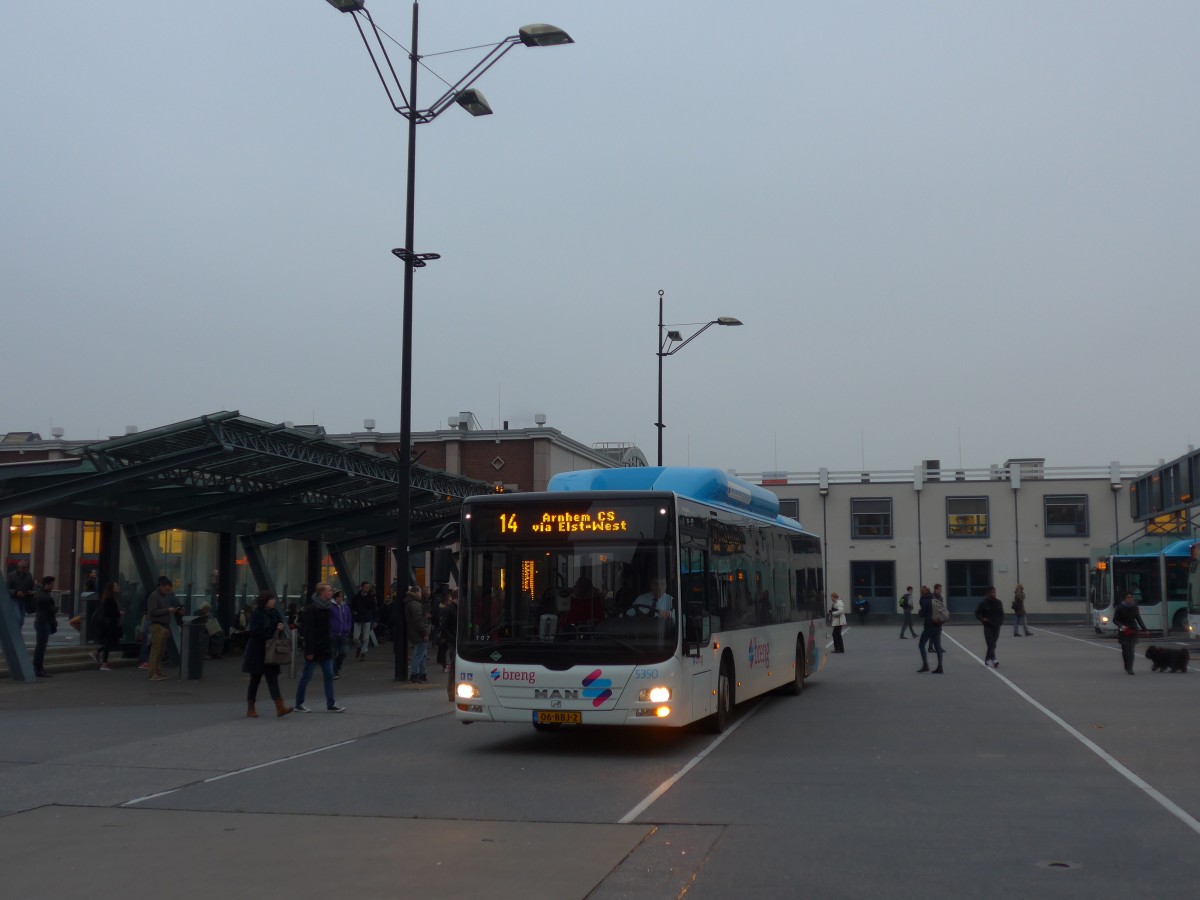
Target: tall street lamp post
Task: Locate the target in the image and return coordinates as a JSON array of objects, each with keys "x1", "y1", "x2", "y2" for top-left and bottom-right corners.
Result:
[
  {"x1": 324, "y1": 1, "x2": 572, "y2": 679},
  {"x1": 655, "y1": 289, "x2": 742, "y2": 466}
]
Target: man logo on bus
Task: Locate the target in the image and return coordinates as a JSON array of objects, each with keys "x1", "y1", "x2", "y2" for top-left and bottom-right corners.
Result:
[
  {"x1": 582, "y1": 669, "x2": 612, "y2": 707},
  {"x1": 748, "y1": 638, "x2": 770, "y2": 669}
]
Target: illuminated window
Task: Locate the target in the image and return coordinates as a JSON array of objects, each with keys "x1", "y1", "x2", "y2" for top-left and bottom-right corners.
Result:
[
  {"x1": 947, "y1": 498, "x2": 988, "y2": 538},
  {"x1": 9, "y1": 515, "x2": 35, "y2": 554},
  {"x1": 1146, "y1": 511, "x2": 1188, "y2": 534},
  {"x1": 82, "y1": 521, "x2": 102, "y2": 554},
  {"x1": 158, "y1": 529, "x2": 184, "y2": 555}
]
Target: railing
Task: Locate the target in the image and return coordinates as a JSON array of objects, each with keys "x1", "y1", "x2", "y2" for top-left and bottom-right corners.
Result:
[{"x1": 737, "y1": 463, "x2": 1154, "y2": 486}]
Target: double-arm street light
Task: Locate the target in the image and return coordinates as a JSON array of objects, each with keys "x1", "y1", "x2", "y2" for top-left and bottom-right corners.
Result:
[
  {"x1": 324, "y1": 0, "x2": 571, "y2": 678},
  {"x1": 655, "y1": 289, "x2": 742, "y2": 466}
]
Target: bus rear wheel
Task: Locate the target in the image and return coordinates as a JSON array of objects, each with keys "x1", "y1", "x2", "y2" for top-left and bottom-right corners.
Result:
[
  {"x1": 781, "y1": 640, "x2": 805, "y2": 696},
  {"x1": 707, "y1": 658, "x2": 734, "y2": 734},
  {"x1": 1172, "y1": 609, "x2": 1188, "y2": 634}
]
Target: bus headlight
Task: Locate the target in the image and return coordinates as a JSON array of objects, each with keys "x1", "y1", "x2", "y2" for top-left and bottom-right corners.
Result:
[
  {"x1": 456, "y1": 683, "x2": 480, "y2": 699},
  {"x1": 638, "y1": 687, "x2": 672, "y2": 703},
  {"x1": 1099, "y1": 615, "x2": 1109, "y2": 624}
]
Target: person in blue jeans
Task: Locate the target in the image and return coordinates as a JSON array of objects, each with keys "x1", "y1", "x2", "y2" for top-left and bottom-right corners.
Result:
[
  {"x1": 295, "y1": 583, "x2": 345, "y2": 712},
  {"x1": 917, "y1": 585, "x2": 945, "y2": 674}
]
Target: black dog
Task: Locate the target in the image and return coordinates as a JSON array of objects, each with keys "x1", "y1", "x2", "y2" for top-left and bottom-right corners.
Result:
[{"x1": 1145, "y1": 645, "x2": 1190, "y2": 673}]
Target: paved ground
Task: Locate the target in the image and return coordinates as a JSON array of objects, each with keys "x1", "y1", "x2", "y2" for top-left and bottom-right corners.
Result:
[{"x1": 2, "y1": 622, "x2": 1198, "y2": 899}]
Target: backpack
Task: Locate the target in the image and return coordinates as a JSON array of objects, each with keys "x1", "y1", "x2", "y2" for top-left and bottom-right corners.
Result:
[{"x1": 931, "y1": 596, "x2": 950, "y2": 625}]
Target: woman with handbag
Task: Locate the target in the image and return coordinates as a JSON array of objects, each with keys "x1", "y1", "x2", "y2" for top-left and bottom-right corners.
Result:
[{"x1": 242, "y1": 590, "x2": 293, "y2": 718}]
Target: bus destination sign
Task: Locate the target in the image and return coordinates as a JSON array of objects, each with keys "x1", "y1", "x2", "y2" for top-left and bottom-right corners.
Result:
[{"x1": 467, "y1": 501, "x2": 666, "y2": 542}]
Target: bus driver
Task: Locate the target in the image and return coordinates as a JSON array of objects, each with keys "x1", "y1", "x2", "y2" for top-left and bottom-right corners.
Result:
[{"x1": 627, "y1": 575, "x2": 674, "y2": 620}]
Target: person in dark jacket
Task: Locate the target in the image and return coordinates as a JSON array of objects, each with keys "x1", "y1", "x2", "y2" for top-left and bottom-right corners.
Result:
[
  {"x1": 917, "y1": 585, "x2": 944, "y2": 674},
  {"x1": 350, "y1": 582, "x2": 377, "y2": 661},
  {"x1": 33, "y1": 576, "x2": 58, "y2": 678},
  {"x1": 294, "y1": 583, "x2": 344, "y2": 712},
  {"x1": 6, "y1": 559, "x2": 34, "y2": 630},
  {"x1": 242, "y1": 590, "x2": 293, "y2": 718},
  {"x1": 93, "y1": 581, "x2": 124, "y2": 671},
  {"x1": 405, "y1": 588, "x2": 429, "y2": 683},
  {"x1": 1112, "y1": 592, "x2": 1146, "y2": 675},
  {"x1": 975, "y1": 586, "x2": 1005, "y2": 668},
  {"x1": 329, "y1": 590, "x2": 353, "y2": 676},
  {"x1": 441, "y1": 589, "x2": 459, "y2": 700}
]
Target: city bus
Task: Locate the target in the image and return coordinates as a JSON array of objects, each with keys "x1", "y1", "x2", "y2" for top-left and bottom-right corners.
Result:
[
  {"x1": 452, "y1": 467, "x2": 826, "y2": 733},
  {"x1": 1089, "y1": 539, "x2": 1196, "y2": 636}
]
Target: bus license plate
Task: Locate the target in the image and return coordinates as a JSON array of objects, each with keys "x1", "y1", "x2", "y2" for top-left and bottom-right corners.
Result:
[{"x1": 534, "y1": 710, "x2": 581, "y2": 725}]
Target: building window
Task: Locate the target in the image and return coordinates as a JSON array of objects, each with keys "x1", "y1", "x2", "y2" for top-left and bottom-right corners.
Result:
[
  {"x1": 8, "y1": 514, "x2": 35, "y2": 554},
  {"x1": 851, "y1": 498, "x2": 893, "y2": 539},
  {"x1": 850, "y1": 561, "x2": 896, "y2": 604},
  {"x1": 1044, "y1": 496, "x2": 1088, "y2": 537},
  {"x1": 946, "y1": 560, "x2": 992, "y2": 609},
  {"x1": 778, "y1": 499, "x2": 799, "y2": 521},
  {"x1": 1046, "y1": 558, "x2": 1088, "y2": 602},
  {"x1": 82, "y1": 521, "x2": 102, "y2": 555},
  {"x1": 1146, "y1": 511, "x2": 1189, "y2": 534},
  {"x1": 947, "y1": 497, "x2": 988, "y2": 537}
]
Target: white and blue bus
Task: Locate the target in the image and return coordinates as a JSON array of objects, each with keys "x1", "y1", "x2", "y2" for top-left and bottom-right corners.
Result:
[
  {"x1": 1089, "y1": 539, "x2": 1196, "y2": 636},
  {"x1": 453, "y1": 467, "x2": 826, "y2": 732}
]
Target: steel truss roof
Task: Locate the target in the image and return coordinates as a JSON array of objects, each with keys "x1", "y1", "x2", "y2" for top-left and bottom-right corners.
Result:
[{"x1": 0, "y1": 411, "x2": 494, "y2": 547}]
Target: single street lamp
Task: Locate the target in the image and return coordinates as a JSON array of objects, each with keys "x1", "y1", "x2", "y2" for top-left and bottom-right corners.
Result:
[
  {"x1": 324, "y1": 0, "x2": 572, "y2": 680},
  {"x1": 655, "y1": 289, "x2": 742, "y2": 466}
]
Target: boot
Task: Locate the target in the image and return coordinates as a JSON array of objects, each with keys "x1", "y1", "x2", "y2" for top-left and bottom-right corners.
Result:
[
  {"x1": 247, "y1": 702, "x2": 258, "y2": 718},
  {"x1": 275, "y1": 697, "x2": 294, "y2": 718}
]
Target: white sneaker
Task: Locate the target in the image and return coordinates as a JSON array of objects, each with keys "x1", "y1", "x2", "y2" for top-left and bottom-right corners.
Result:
[{"x1": 984, "y1": 659, "x2": 994, "y2": 668}]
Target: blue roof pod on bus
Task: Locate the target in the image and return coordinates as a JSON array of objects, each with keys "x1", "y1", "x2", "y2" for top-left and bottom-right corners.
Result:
[
  {"x1": 1160, "y1": 539, "x2": 1198, "y2": 557},
  {"x1": 546, "y1": 467, "x2": 802, "y2": 529}
]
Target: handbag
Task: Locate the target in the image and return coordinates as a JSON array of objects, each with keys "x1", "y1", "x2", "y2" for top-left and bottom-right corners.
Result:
[{"x1": 263, "y1": 632, "x2": 292, "y2": 666}]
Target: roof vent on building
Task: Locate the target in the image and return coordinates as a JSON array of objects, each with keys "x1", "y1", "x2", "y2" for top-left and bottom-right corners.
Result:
[
  {"x1": 283, "y1": 421, "x2": 294, "y2": 429},
  {"x1": 534, "y1": 413, "x2": 547, "y2": 426},
  {"x1": 125, "y1": 425, "x2": 138, "y2": 435},
  {"x1": 51, "y1": 427, "x2": 65, "y2": 439},
  {"x1": 363, "y1": 418, "x2": 376, "y2": 431}
]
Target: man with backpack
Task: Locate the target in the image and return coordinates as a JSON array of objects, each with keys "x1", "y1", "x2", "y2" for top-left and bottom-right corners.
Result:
[
  {"x1": 898, "y1": 586, "x2": 917, "y2": 639},
  {"x1": 917, "y1": 584, "x2": 947, "y2": 674}
]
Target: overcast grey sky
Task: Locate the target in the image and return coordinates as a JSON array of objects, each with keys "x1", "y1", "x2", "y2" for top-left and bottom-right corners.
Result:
[{"x1": 3, "y1": 1, "x2": 1197, "y2": 474}]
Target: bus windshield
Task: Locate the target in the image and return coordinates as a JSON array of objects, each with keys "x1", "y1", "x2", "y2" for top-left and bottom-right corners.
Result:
[{"x1": 459, "y1": 541, "x2": 677, "y2": 667}]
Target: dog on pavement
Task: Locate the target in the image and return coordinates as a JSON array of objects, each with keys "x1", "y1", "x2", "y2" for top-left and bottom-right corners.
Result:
[{"x1": 1144, "y1": 645, "x2": 1190, "y2": 673}]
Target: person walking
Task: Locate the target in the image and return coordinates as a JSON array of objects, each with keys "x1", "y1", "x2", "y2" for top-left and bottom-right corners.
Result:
[
  {"x1": 1112, "y1": 591, "x2": 1146, "y2": 676},
  {"x1": 295, "y1": 583, "x2": 345, "y2": 712},
  {"x1": 7, "y1": 559, "x2": 34, "y2": 631},
  {"x1": 146, "y1": 576, "x2": 179, "y2": 682},
  {"x1": 94, "y1": 581, "x2": 124, "y2": 671},
  {"x1": 329, "y1": 589, "x2": 352, "y2": 678},
  {"x1": 917, "y1": 585, "x2": 945, "y2": 674},
  {"x1": 243, "y1": 590, "x2": 293, "y2": 718},
  {"x1": 32, "y1": 576, "x2": 58, "y2": 678},
  {"x1": 828, "y1": 592, "x2": 846, "y2": 654},
  {"x1": 405, "y1": 588, "x2": 430, "y2": 683},
  {"x1": 350, "y1": 581, "x2": 377, "y2": 661},
  {"x1": 898, "y1": 586, "x2": 917, "y2": 638},
  {"x1": 1011, "y1": 584, "x2": 1033, "y2": 636},
  {"x1": 975, "y1": 586, "x2": 1005, "y2": 668}
]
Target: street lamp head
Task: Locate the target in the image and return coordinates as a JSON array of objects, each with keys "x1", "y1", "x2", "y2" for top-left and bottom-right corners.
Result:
[
  {"x1": 666, "y1": 330, "x2": 683, "y2": 342},
  {"x1": 716, "y1": 317, "x2": 742, "y2": 326},
  {"x1": 518, "y1": 24, "x2": 574, "y2": 47},
  {"x1": 455, "y1": 88, "x2": 494, "y2": 117},
  {"x1": 325, "y1": 0, "x2": 365, "y2": 12}
]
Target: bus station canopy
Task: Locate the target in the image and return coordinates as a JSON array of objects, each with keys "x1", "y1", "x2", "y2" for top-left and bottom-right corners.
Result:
[{"x1": 0, "y1": 411, "x2": 494, "y2": 550}]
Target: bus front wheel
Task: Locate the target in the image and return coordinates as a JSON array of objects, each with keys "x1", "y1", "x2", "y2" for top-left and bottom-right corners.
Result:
[{"x1": 707, "y1": 658, "x2": 734, "y2": 734}]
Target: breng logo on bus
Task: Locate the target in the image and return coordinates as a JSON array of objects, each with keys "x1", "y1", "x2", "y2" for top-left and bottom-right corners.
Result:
[
  {"x1": 748, "y1": 638, "x2": 770, "y2": 669},
  {"x1": 490, "y1": 668, "x2": 535, "y2": 684}
]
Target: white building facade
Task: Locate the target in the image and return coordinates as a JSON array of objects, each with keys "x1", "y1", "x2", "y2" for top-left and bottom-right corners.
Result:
[{"x1": 740, "y1": 459, "x2": 1189, "y2": 620}]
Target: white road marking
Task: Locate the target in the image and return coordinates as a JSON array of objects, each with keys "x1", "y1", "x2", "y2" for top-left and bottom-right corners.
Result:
[
  {"x1": 618, "y1": 701, "x2": 763, "y2": 825},
  {"x1": 941, "y1": 631, "x2": 1200, "y2": 836},
  {"x1": 121, "y1": 739, "x2": 357, "y2": 806}
]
